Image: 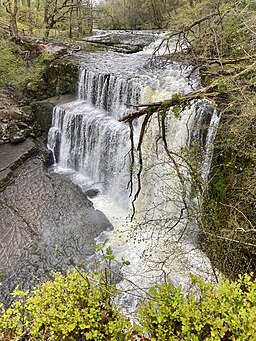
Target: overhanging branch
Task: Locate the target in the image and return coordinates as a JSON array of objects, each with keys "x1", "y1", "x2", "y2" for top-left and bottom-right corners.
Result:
[{"x1": 119, "y1": 85, "x2": 220, "y2": 123}]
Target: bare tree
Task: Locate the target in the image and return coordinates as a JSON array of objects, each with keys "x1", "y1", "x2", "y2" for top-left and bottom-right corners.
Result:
[
  {"x1": 43, "y1": 0, "x2": 76, "y2": 39},
  {"x1": 3, "y1": 0, "x2": 19, "y2": 38}
]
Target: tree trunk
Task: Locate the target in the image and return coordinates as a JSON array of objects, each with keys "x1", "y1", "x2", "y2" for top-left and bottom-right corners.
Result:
[
  {"x1": 27, "y1": 0, "x2": 33, "y2": 34},
  {"x1": 44, "y1": 26, "x2": 51, "y2": 40},
  {"x1": 11, "y1": 0, "x2": 19, "y2": 38},
  {"x1": 69, "y1": 8, "x2": 73, "y2": 38}
]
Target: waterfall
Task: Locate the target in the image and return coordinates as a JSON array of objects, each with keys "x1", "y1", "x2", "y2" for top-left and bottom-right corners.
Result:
[
  {"x1": 78, "y1": 69, "x2": 141, "y2": 118},
  {"x1": 48, "y1": 45, "x2": 220, "y2": 312},
  {"x1": 48, "y1": 101, "x2": 132, "y2": 207}
]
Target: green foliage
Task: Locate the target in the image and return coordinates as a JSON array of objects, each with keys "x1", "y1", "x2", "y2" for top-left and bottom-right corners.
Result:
[
  {"x1": 0, "y1": 38, "x2": 49, "y2": 93},
  {"x1": 37, "y1": 52, "x2": 56, "y2": 65},
  {"x1": 96, "y1": 0, "x2": 181, "y2": 29},
  {"x1": 2, "y1": 269, "x2": 256, "y2": 340},
  {"x1": 139, "y1": 274, "x2": 256, "y2": 340},
  {"x1": 212, "y1": 77, "x2": 233, "y2": 93},
  {"x1": 202, "y1": 100, "x2": 256, "y2": 279},
  {"x1": 0, "y1": 39, "x2": 30, "y2": 89},
  {"x1": 171, "y1": 93, "x2": 182, "y2": 106},
  {"x1": 0, "y1": 269, "x2": 130, "y2": 340},
  {"x1": 172, "y1": 105, "x2": 182, "y2": 119}
]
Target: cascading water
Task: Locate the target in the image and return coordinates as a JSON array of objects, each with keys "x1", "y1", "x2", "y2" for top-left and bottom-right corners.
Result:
[
  {"x1": 78, "y1": 69, "x2": 141, "y2": 117},
  {"x1": 48, "y1": 34, "x2": 220, "y2": 312}
]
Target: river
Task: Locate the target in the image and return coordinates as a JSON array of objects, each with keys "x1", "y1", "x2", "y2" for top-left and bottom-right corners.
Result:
[
  {"x1": 0, "y1": 31, "x2": 220, "y2": 310},
  {"x1": 48, "y1": 31, "x2": 220, "y2": 312}
]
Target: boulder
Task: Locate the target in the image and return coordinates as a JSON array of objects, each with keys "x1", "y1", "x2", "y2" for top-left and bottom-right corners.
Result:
[
  {"x1": 8, "y1": 123, "x2": 26, "y2": 144},
  {"x1": 85, "y1": 188, "x2": 100, "y2": 198}
]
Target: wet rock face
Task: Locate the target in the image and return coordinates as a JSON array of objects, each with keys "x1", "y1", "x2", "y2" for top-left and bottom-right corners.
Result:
[
  {"x1": 31, "y1": 95, "x2": 76, "y2": 135},
  {"x1": 0, "y1": 138, "x2": 37, "y2": 190},
  {"x1": 0, "y1": 156, "x2": 112, "y2": 301},
  {"x1": 32, "y1": 101, "x2": 55, "y2": 134}
]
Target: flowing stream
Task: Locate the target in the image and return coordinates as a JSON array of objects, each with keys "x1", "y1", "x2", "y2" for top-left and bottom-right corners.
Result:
[{"x1": 48, "y1": 32, "x2": 220, "y2": 312}]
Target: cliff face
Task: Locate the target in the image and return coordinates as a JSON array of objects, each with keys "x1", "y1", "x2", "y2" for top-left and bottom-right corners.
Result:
[
  {"x1": 0, "y1": 44, "x2": 79, "y2": 143},
  {"x1": 201, "y1": 100, "x2": 256, "y2": 279},
  {"x1": 0, "y1": 91, "x2": 38, "y2": 145},
  {"x1": 0, "y1": 152, "x2": 112, "y2": 302},
  {"x1": 0, "y1": 39, "x2": 111, "y2": 301}
]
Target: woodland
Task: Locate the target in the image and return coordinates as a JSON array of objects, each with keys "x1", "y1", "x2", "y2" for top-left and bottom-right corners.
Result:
[{"x1": 0, "y1": 0, "x2": 256, "y2": 340}]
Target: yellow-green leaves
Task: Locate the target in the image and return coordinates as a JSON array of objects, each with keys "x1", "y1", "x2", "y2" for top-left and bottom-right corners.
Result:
[
  {"x1": 139, "y1": 274, "x2": 256, "y2": 340},
  {"x1": 1, "y1": 272, "x2": 256, "y2": 340},
  {"x1": 0, "y1": 270, "x2": 130, "y2": 340}
]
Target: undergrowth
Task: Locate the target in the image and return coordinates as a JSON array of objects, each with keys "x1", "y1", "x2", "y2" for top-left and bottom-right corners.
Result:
[{"x1": 1, "y1": 270, "x2": 256, "y2": 340}]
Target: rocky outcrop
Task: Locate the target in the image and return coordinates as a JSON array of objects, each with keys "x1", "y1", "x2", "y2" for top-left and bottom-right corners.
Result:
[
  {"x1": 0, "y1": 92, "x2": 39, "y2": 144},
  {"x1": 25, "y1": 56, "x2": 79, "y2": 100},
  {"x1": 0, "y1": 138, "x2": 37, "y2": 190},
  {"x1": 31, "y1": 94, "x2": 75, "y2": 134},
  {"x1": 0, "y1": 153, "x2": 112, "y2": 302},
  {"x1": 0, "y1": 46, "x2": 79, "y2": 144},
  {"x1": 85, "y1": 31, "x2": 156, "y2": 53}
]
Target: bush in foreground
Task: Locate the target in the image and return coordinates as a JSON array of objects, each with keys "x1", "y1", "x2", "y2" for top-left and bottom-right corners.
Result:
[
  {"x1": 0, "y1": 270, "x2": 130, "y2": 340},
  {"x1": 139, "y1": 274, "x2": 256, "y2": 340},
  {"x1": 1, "y1": 271, "x2": 256, "y2": 340}
]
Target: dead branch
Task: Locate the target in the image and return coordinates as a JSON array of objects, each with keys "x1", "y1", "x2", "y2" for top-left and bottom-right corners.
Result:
[
  {"x1": 120, "y1": 85, "x2": 219, "y2": 123},
  {"x1": 152, "y1": 11, "x2": 220, "y2": 60},
  {"x1": 198, "y1": 55, "x2": 256, "y2": 66},
  {"x1": 131, "y1": 112, "x2": 153, "y2": 220}
]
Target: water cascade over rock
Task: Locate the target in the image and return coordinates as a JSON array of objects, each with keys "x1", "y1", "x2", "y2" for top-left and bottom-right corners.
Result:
[{"x1": 48, "y1": 37, "x2": 220, "y2": 311}]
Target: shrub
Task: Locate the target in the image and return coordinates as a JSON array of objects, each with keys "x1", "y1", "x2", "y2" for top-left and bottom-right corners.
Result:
[
  {"x1": 0, "y1": 269, "x2": 130, "y2": 340},
  {"x1": 1, "y1": 271, "x2": 256, "y2": 340},
  {"x1": 139, "y1": 274, "x2": 256, "y2": 340}
]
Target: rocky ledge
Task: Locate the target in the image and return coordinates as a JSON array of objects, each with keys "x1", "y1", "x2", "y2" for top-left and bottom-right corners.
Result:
[
  {"x1": 0, "y1": 151, "x2": 112, "y2": 302},
  {"x1": 84, "y1": 30, "x2": 156, "y2": 53},
  {"x1": 0, "y1": 138, "x2": 37, "y2": 191}
]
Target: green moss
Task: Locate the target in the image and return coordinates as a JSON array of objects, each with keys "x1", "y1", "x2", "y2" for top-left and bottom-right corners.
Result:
[
  {"x1": 37, "y1": 52, "x2": 56, "y2": 65},
  {"x1": 171, "y1": 93, "x2": 182, "y2": 105},
  {"x1": 212, "y1": 77, "x2": 233, "y2": 92},
  {"x1": 0, "y1": 39, "x2": 31, "y2": 89},
  {"x1": 172, "y1": 105, "x2": 182, "y2": 118}
]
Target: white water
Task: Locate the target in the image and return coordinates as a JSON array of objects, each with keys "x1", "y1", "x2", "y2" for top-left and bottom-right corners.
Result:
[{"x1": 48, "y1": 34, "x2": 219, "y2": 313}]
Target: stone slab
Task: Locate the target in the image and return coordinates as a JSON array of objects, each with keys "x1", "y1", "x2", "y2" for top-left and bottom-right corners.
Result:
[
  {"x1": 0, "y1": 138, "x2": 36, "y2": 172},
  {"x1": 0, "y1": 168, "x2": 13, "y2": 190}
]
